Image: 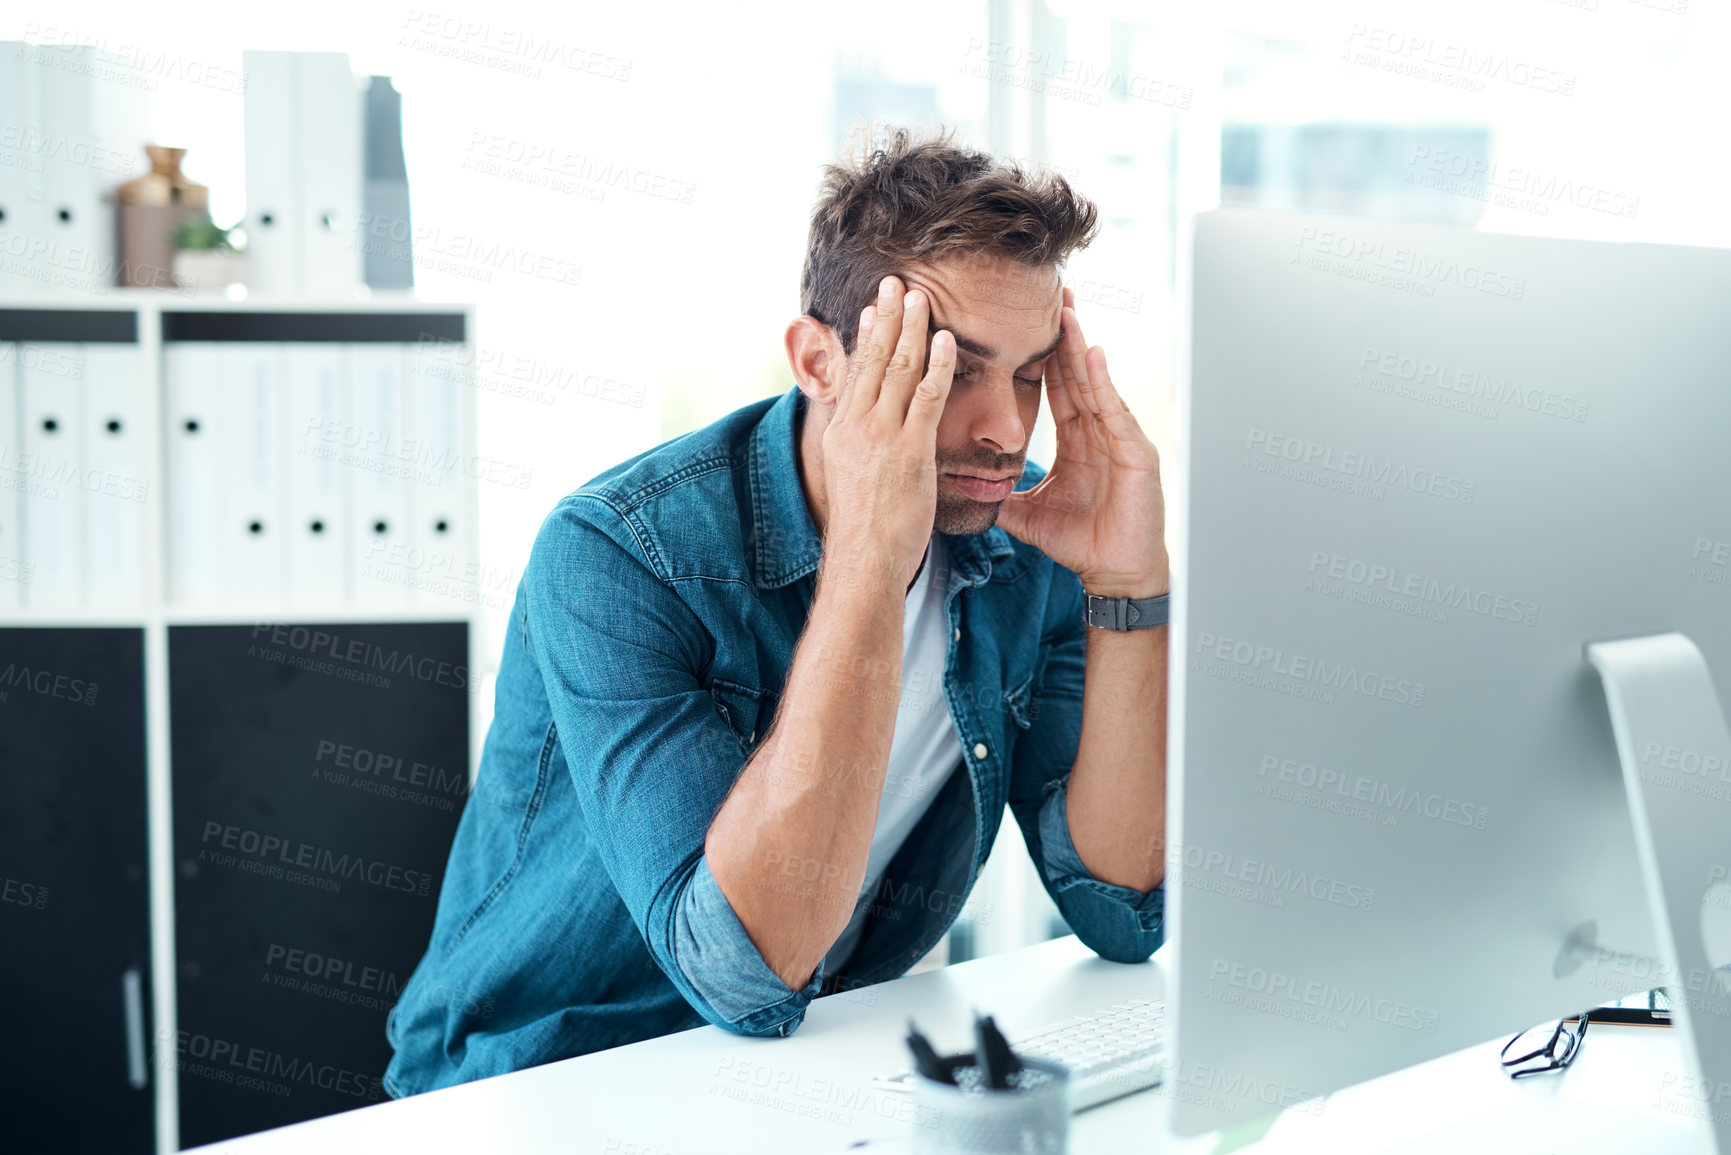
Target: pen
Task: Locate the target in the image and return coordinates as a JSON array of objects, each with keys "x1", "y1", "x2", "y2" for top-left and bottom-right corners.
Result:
[
  {"x1": 974, "y1": 1012, "x2": 1022, "y2": 1090},
  {"x1": 906, "y1": 1018, "x2": 955, "y2": 1085}
]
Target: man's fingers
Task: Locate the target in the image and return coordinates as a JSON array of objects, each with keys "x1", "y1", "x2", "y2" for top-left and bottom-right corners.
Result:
[
  {"x1": 834, "y1": 305, "x2": 874, "y2": 423},
  {"x1": 849, "y1": 276, "x2": 904, "y2": 417},
  {"x1": 907, "y1": 329, "x2": 955, "y2": 431},
  {"x1": 881, "y1": 286, "x2": 930, "y2": 423},
  {"x1": 1060, "y1": 306, "x2": 1099, "y2": 420}
]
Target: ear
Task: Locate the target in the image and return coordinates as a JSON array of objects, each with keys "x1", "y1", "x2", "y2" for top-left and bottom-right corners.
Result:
[{"x1": 785, "y1": 316, "x2": 847, "y2": 407}]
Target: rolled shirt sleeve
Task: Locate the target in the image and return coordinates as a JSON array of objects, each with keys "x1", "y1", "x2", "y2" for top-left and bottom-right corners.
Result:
[
  {"x1": 524, "y1": 497, "x2": 823, "y2": 1035},
  {"x1": 1007, "y1": 564, "x2": 1165, "y2": 965}
]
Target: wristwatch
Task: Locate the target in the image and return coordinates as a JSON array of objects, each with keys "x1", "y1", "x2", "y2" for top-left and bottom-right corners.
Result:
[{"x1": 1082, "y1": 591, "x2": 1170, "y2": 631}]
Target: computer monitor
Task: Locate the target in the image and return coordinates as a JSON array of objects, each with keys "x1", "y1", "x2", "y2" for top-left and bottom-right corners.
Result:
[{"x1": 1167, "y1": 207, "x2": 1731, "y2": 1137}]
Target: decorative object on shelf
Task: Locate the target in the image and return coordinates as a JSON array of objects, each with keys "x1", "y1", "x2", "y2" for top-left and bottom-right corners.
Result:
[
  {"x1": 169, "y1": 216, "x2": 247, "y2": 291},
  {"x1": 118, "y1": 146, "x2": 209, "y2": 290}
]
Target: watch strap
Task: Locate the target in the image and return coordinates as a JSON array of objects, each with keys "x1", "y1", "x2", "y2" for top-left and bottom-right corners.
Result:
[{"x1": 1083, "y1": 592, "x2": 1170, "y2": 631}]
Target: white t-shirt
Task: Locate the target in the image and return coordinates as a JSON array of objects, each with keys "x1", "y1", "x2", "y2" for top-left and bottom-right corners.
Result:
[{"x1": 822, "y1": 535, "x2": 962, "y2": 973}]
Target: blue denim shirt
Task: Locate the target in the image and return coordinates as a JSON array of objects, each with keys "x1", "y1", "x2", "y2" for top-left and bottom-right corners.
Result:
[{"x1": 383, "y1": 386, "x2": 1164, "y2": 1097}]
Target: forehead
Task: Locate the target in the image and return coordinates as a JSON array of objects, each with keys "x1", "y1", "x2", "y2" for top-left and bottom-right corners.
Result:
[{"x1": 901, "y1": 255, "x2": 1062, "y2": 363}]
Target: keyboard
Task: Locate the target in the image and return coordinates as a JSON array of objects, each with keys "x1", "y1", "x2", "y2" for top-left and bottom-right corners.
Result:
[{"x1": 872, "y1": 998, "x2": 1167, "y2": 1112}]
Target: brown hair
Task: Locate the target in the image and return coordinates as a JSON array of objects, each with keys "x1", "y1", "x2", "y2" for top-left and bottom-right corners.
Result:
[{"x1": 800, "y1": 125, "x2": 1100, "y2": 355}]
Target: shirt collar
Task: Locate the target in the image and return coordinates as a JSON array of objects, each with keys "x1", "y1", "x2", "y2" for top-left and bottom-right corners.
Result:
[{"x1": 748, "y1": 386, "x2": 1017, "y2": 592}]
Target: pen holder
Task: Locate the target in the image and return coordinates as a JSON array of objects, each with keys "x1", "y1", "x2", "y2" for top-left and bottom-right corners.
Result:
[{"x1": 911, "y1": 1056, "x2": 1070, "y2": 1154}]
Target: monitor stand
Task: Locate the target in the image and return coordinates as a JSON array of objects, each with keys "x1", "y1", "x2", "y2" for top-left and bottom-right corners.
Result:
[{"x1": 1583, "y1": 632, "x2": 1731, "y2": 1154}]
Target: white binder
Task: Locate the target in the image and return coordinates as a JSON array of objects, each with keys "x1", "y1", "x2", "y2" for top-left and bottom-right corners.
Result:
[
  {"x1": 0, "y1": 341, "x2": 20, "y2": 607},
  {"x1": 222, "y1": 345, "x2": 288, "y2": 602},
  {"x1": 163, "y1": 342, "x2": 227, "y2": 604},
  {"x1": 81, "y1": 344, "x2": 147, "y2": 608},
  {"x1": 405, "y1": 343, "x2": 472, "y2": 611},
  {"x1": 343, "y1": 344, "x2": 411, "y2": 604},
  {"x1": 282, "y1": 344, "x2": 349, "y2": 603},
  {"x1": 242, "y1": 51, "x2": 304, "y2": 296},
  {"x1": 0, "y1": 43, "x2": 41, "y2": 294},
  {"x1": 18, "y1": 343, "x2": 86, "y2": 608},
  {"x1": 33, "y1": 47, "x2": 108, "y2": 294},
  {"x1": 295, "y1": 53, "x2": 364, "y2": 299}
]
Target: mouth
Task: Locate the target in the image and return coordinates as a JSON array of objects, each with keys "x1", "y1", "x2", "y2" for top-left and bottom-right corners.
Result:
[{"x1": 942, "y1": 472, "x2": 1018, "y2": 503}]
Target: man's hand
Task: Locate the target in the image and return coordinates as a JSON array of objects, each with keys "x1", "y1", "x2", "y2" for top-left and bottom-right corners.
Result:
[
  {"x1": 995, "y1": 286, "x2": 1169, "y2": 598},
  {"x1": 820, "y1": 275, "x2": 957, "y2": 593}
]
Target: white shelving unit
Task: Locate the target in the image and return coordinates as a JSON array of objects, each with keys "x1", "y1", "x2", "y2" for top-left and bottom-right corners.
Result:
[{"x1": 0, "y1": 290, "x2": 481, "y2": 1155}]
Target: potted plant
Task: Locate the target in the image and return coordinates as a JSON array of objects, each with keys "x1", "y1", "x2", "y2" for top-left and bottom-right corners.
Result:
[{"x1": 170, "y1": 216, "x2": 246, "y2": 291}]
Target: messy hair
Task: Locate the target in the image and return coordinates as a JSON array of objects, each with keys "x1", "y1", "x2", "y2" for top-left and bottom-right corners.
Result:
[{"x1": 800, "y1": 125, "x2": 1099, "y2": 355}]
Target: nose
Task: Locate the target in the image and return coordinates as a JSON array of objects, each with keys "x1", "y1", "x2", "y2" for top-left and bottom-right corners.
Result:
[{"x1": 964, "y1": 374, "x2": 1029, "y2": 458}]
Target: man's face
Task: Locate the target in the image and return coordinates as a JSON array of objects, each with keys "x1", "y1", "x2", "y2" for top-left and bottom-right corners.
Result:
[{"x1": 876, "y1": 254, "x2": 1064, "y2": 536}]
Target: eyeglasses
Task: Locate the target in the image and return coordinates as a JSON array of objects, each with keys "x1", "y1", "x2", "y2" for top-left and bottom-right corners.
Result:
[{"x1": 1500, "y1": 1011, "x2": 1590, "y2": 1079}]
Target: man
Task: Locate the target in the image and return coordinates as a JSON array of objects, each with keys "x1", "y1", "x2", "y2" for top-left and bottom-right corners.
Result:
[{"x1": 384, "y1": 127, "x2": 1170, "y2": 1097}]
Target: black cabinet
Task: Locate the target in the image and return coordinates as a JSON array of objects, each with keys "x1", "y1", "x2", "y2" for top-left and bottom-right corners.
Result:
[
  {"x1": 0, "y1": 627, "x2": 152, "y2": 1155},
  {"x1": 168, "y1": 622, "x2": 469, "y2": 1149}
]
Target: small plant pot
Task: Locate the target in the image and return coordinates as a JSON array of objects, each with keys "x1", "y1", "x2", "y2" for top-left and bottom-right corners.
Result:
[{"x1": 172, "y1": 250, "x2": 246, "y2": 292}]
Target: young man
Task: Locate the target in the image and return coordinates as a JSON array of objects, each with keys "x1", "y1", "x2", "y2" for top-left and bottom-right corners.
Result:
[{"x1": 384, "y1": 128, "x2": 1170, "y2": 1097}]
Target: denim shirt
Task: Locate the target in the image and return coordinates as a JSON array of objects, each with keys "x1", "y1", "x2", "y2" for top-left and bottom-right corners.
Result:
[{"x1": 383, "y1": 385, "x2": 1165, "y2": 1097}]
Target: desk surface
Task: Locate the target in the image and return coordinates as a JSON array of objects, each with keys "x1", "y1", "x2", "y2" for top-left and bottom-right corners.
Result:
[{"x1": 189, "y1": 936, "x2": 1710, "y2": 1154}]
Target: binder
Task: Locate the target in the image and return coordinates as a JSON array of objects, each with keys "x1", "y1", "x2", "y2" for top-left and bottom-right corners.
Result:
[
  {"x1": 0, "y1": 342, "x2": 20, "y2": 607},
  {"x1": 33, "y1": 47, "x2": 107, "y2": 294},
  {"x1": 295, "y1": 53, "x2": 363, "y2": 299},
  {"x1": 164, "y1": 342, "x2": 227, "y2": 604},
  {"x1": 0, "y1": 43, "x2": 41, "y2": 293},
  {"x1": 405, "y1": 343, "x2": 471, "y2": 610},
  {"x1": 19, "y1": 343, "x2": 87, "y2": 608},
  {"x1": 282, "y1": 344, "x2": 349, "y2": 603},
  {"x1": 81, "y1": 344, "x2": 147, "y2": 608},
  {"x1": 342, "y1": 344, "x2": 411, "y2": 604},
  {"x1": 221, "y1": 345, "x2": 288, "y2": 602},
  {"x1": 242, "y1": 52, "x2": 303, "y2": 296}
]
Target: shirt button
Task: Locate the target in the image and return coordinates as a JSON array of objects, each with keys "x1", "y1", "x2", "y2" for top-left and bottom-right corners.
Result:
[
  {"x1": 953, "y1": 627, "x2": 961, "y2": 642},
  {"x1": 973, "y1": 742, "x2": 989, "y2": 761}
]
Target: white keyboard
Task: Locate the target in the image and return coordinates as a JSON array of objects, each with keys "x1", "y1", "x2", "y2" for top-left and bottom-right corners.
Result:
[{"x1": 874, "y1": 998, "x2": 1167, "y2": 1112}]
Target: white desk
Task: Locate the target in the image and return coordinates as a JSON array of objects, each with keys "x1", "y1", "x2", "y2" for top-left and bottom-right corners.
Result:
[{"x1": 188, "y1": 936, "x2": 1710, "y2": 1154}]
